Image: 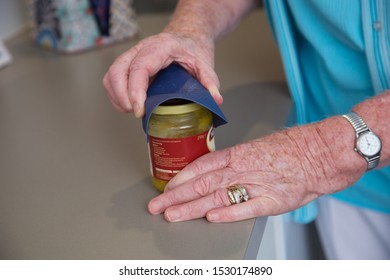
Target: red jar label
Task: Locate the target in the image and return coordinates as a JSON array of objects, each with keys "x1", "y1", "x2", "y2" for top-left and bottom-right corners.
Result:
[{"x1": 148, "y1": 127, "x2": 215, "y2": 181}]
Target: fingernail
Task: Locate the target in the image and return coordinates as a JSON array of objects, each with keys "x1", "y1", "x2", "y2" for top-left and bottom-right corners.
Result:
[
  {"x1": 207, "y1": 212, "x2": 220, "y2": 222},
  {"x1": 123, "y1": 98, "x2": 132, "y2": 112},
  {"x1": 165, "y1": 209, "x2": 181, "y2": 222},
  {"x1": 209, "y1": 86, "x2": 223, "y2": 104},
  {"x1": 133, "y1": 102, "x2": 143, "y2": 118},
  {"x1": 148, "y1": 199, "x2": 163, "y2": 214}
]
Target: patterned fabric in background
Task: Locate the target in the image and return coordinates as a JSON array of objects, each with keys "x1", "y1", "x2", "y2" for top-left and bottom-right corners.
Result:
[
  {"x1": 110, "y1": 0, "x2": 138, "y2": 40},
  {"x1": 27, "y1": 0, "x2": 138, "y2": 53}
]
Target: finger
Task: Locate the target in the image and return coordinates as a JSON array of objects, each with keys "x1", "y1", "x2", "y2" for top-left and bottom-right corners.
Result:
[
  {"x1": 127, "y1": 58, "x2": 172, "y2": 118},
  {"x1": 103, "y1": 73, "x2": 129, "y2": 113},
  {"x1": 179, "y1": 60, "x2": 223, "y2": 105},
  {"x1": 104, "y1": 48, "x2": 140, "y2": 112},
  {"x1": 206, "y1": 196, "x2": 277, "y2": 223},
  {"x1": 207, "y1": 85, "x2": 223, "y2": 105},
  {"x1": 164, "y1": 148, "x2": 232, "y2": 192},
  {"x1": 148, "y1": 165, "x2": 239, "y2": 215},
  {"x1": 194, "y1": 63, "x2": 223, "y2": 105},
  {"x1": 163, "y1": 187, "x2": 232, "y2": 222},
  {"x1": 110, "y1": 96, "x2": 128, "y2": 113}
]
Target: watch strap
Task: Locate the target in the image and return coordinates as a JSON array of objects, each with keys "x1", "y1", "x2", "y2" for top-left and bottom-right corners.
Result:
[
  {"x1": 367, "y1": 154, "x2": 381, "y2": 170},
  {"x1": 342, "y1": 112, "x2": 369, "y2": 136},
  {"x1": 342, "y1": 112, "x2": 381, "y2": 171}
]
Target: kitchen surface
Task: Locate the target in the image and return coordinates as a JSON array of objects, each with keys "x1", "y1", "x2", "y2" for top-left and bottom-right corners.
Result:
[{"x1": 0, "y1": 9, "x2": 290, "y2": 259}]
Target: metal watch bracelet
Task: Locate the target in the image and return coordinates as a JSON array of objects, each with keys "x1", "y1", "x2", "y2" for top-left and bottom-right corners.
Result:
[{"x1": 342, "y1": 112, "x2": 381, "y2": 170}]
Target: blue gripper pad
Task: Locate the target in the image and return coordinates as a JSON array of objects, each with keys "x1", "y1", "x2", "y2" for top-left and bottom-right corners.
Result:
[{"x1": 142, "y1": 64, "x2": 228, "y2": 134}]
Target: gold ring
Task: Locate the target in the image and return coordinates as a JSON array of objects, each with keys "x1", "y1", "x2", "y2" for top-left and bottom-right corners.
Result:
[{"x1": 227, "y1": 185, "x2": 249, "y2": 205}]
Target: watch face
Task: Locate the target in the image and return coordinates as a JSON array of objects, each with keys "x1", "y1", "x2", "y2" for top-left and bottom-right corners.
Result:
[{"x1": 356, "y1": 132, "x2": 382, "y2": 157}]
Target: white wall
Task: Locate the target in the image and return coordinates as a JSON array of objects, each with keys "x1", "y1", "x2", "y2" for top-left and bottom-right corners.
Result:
[{"x1": 0, "y1": 0, "x2": 29, "y2": 40}]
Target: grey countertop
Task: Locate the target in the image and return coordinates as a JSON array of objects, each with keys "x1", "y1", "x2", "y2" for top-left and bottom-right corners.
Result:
[{"x1": 0, "y1": 10, "x2": 289, "y2": 260}]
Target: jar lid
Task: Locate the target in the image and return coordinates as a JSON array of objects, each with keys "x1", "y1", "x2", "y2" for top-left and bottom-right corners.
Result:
[{"x1": 152, "y1": 99, "x2": 204, "y2": 115}]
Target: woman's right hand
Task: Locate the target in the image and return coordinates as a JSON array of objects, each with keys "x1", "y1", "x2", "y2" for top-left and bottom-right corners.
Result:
[{"x1": 102, "y1": 31, "x2": 223, "y2": 118}]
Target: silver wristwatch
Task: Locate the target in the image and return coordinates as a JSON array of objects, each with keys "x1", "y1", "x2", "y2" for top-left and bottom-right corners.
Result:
[{"x1": 342, "y1": 112, "x2": 382, "y2": 170}]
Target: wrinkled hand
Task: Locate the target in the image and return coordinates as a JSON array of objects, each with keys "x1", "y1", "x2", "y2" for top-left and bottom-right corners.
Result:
[
  {"x1": 147, "y1": 125, "x2": 349, "y2": 223},
  {"x1": 103, "y1": 31, "x2": 223, "y2": 117}
]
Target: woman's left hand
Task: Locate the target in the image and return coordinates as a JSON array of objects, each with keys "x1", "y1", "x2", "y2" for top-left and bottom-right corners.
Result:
[{"x1": 148, "y1": 120, "x2": 361, "y2": 222}]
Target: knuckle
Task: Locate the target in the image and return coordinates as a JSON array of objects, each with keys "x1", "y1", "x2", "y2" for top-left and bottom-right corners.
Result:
[
  {"x1": 226, "y1": 147, "x2": 234, "y2": 166},
  {"x1": 165, "y1": 191, "x2": 180, "y2": 208},
  {"x1": 248, "y1": 201, "x2": 263, "y2": 217},
  {"x1": 213, "y1": 189, "x2": 230, "y2": 207},
  {"x1": 128, "y1": 58, "x2": 144, "y2": 72},
  {"x1": 223, "y1": 147, "x2": 236, "y2": 170},
  {"x1": 192, "y1": 176, "x2": 211, "y2": 197},
  {"x1": 191, "y1": 159, "x2": 205, "y2": 174}
]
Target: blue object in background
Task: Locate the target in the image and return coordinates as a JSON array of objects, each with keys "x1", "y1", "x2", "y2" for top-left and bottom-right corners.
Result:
[
  {"x1": 89, "y1": 0, "x2": 110, "y2": 36},
  {"x1": 142, "y1": 64, "x2": 228, "y2": 134}
]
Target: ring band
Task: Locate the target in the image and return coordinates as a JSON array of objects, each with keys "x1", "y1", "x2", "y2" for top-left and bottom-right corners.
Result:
[{"x1": 227, "y1": 185, "x2": 249, "y2": 205}]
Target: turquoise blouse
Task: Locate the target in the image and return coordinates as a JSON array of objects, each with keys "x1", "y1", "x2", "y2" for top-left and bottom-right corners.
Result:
[{"x1": 265, "y1": 0, "x2": 390, "y2": 223}]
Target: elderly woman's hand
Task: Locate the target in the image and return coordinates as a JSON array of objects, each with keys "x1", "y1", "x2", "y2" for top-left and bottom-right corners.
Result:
[
  {"x1": 148, "y1": 118, "x2": 365, "y2": 222},
  {"x1": 102, "y1": 0, "x2": 259, "y2": 118},
  {"x1": 102, "y1": 31, "x2": 222, "y2": 118}
]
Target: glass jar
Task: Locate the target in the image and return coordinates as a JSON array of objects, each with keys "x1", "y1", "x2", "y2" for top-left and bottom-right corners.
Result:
[{"x1": 147, "y1": 99, "x2": 215, "y2": 192}]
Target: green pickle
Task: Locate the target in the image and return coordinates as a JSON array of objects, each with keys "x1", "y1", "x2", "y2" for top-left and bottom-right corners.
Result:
[{"x1": 148, "y1": 99, "x2": 213, "y2": 192}]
